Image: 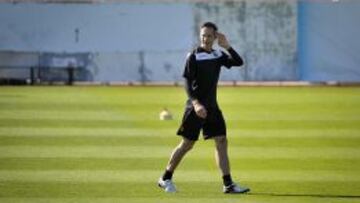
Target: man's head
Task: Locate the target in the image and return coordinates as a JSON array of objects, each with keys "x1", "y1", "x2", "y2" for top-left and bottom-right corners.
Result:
[{"x1": 200, "y1": 22, "x2": 218, "y2": 50}]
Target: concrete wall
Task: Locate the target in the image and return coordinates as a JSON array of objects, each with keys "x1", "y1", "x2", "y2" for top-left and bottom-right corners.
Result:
[
  {"x1": 0, "y1": 3, "x2": 194, "y2": 82},
  {"x1": 0, "y1": 3, "x2": 193, "y2": 52},
  {"x1": 1, "y1": 1, "x2": 358, "y2": 82},
  {"x1": 298, "y1": 0, "x2": 360, "y2": 82},
  {"x1": 194, "y1": 0, "x2": 298, "y2": 81}
]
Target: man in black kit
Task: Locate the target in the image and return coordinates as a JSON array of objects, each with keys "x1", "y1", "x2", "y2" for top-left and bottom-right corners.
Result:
[{"x1": 158, "y1": 22, "x2": 250, "y2": 194}]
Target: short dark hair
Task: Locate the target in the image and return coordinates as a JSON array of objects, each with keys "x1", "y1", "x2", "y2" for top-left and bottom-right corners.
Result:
[{"x1": 201, "y1": 22, "x2": 218, "y2": 32}]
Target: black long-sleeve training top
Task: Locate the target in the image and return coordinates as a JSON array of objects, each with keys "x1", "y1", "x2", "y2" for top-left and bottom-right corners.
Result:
[{"x1": 182, "y1": 46, "x2": 244, "y2": 109}]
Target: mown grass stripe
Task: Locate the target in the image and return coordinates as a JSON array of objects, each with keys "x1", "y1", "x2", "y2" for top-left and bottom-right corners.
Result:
[
  {"x1": 0, "y1": 146, "x2": 359, "y2": 159},
  {"x1": 0, "y1": 127, "x2": 176, "y2": 137},
  {"x1": 2, "y1": 94, "x2": 359, "y2": 106},
  {"x1": 0, "y1": 198, "x2": 269, "y2": 203},
  {"x1": 0, "y1": 170, "x2": 358, "y2": 182},
  {"x1": 1, "y1": 118, "x2": 359, "y2": 130},
  {"x1": 1, "y1": 127, "x2": 359, "y2": 138},
  {"x1": 0, "y1": 136, "x2": 358, "y2": 148},
  {"x1": 0, "y1": 197, "x2": 357, "y2": 203},
  {"x1": 1, "y1": 157, "x2": 358, "y2": 171},
  {"x1": 2, "y1": 109, "x2": 360, "y2": 121},
  {"x1": 0, "y1": 109, "x2": 131, "y2": 119},
  {"x1": 0, "y1": 181, "x2": 359, "y2": 198},
  {"x1": 0, "y1": 136, "x2": 177, "y2": 147}
]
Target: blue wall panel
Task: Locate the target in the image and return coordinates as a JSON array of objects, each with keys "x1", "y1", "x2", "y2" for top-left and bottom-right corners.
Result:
[
  {"x1": 0, "y1": 3, "x2": 193, "y2": 52},
  {"x1": 298, "y1": 0, "x2": 360, "y2": 82}
]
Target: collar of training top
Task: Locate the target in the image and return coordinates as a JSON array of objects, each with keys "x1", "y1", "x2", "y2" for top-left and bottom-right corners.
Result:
[{"x1": 195, "y1": 47, "x2": 222, "y2": 61}]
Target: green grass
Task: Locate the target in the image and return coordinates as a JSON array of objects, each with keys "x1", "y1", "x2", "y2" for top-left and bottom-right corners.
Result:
[{"x1": 0, "y1": 86, "x2": 359, "y2": 203}]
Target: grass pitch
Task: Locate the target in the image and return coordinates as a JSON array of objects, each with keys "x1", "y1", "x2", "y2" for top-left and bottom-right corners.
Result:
[{"x1": 0, "y1": 86, "x2": 359, "y2": 203}]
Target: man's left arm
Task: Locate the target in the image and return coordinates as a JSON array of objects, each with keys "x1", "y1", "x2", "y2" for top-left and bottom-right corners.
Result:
[
  {"x1": 224, "y1": 47, "x2": 243, "y2": 67},
  {"x1": 217, "y1": 32, "x2": 244, "y2": 67}
]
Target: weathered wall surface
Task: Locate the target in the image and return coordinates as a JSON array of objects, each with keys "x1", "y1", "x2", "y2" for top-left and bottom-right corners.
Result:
[
  {"x1": 0, "y1": 1, "x2": 298, "y2": 82},
  {"x1": 0, "y1": 3, "x2": 193, "y2": 82},
  {"x1": 0, "y1": 3, "x2": 193, "y2": 53},
  {"x1": 194, "y1": 0, "x2": 298, "y2": 81}
]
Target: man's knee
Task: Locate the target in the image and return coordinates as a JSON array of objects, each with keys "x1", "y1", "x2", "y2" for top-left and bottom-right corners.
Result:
[
  {"x1": 214, "y1": 136, "x2": 227, "y2": 147},
  {"x1": 179, "y1": 138, "x2": 195, "y2": 152}
]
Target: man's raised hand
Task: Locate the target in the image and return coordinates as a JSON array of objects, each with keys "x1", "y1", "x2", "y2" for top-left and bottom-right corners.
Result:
[{"x1": 216, "y1": 32, "x2": 231, "y2": 50}]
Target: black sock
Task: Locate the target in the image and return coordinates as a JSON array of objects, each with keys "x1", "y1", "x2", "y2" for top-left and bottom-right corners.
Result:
[
  {"x1": 162, "y1": 170, "x2": 173, "y2": 180},
  {"x1": 222, "y1": 174, "x2": 233, "y2": 186}
]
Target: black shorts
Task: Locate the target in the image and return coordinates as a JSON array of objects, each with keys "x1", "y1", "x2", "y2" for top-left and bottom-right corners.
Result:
[{"x1": 176, "y1": 107, "x2": 227, "y2": 141}]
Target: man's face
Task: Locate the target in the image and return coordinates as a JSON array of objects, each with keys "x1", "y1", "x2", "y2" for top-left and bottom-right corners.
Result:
[{"x1": 200, "y1": 27, "x2": 216, "y2": 48}]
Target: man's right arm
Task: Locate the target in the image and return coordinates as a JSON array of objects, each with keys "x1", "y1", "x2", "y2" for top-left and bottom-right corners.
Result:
[
  {"x1": 183, "y1": 53, "x2": 199, "y2": 100},
  {"x1": 183, "y1": 53, "x2": 207, "y2": 119}
]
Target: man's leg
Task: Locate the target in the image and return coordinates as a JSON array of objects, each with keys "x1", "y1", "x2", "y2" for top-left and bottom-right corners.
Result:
[
  {"x1": 214, "y1": 135, "x2": 250, "y2": 193},
  {"x1": 214, "y1": 136, "x2": 231, "y2": 179},
  {"x1": 166, "y1": 137, "x2": 195, "y2": 174},
  {"x1": 158, "y1": 137, "x2": 195, "y2": 193}
]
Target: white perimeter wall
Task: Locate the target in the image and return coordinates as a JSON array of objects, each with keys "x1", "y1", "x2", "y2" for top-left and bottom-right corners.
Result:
[{"x1": 0, "y1": 1, "x2": 298, "y2": 82}]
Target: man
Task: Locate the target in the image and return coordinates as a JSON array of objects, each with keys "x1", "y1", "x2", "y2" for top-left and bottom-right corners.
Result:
[{"x1": 158, "y1": 22, "x2": 250, "y2": 194}]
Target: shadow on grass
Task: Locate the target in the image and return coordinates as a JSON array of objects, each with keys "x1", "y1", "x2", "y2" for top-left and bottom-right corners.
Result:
[{"x1": 248, "y1": 192, "x2": 360, "y2": 199}]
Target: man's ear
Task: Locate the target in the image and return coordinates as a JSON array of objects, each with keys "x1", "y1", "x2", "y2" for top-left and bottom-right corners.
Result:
[{"x1": 214, "y1": 31, "x2": 218, "y2": 38}]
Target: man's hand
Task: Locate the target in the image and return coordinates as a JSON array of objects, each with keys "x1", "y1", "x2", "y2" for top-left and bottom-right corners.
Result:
[
  {"x1": 216, "y1": 32, "x2": 231, "y2": 50},
  {"x1": 192, "y1": 100, "x2": 207, "y2": 119}
]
